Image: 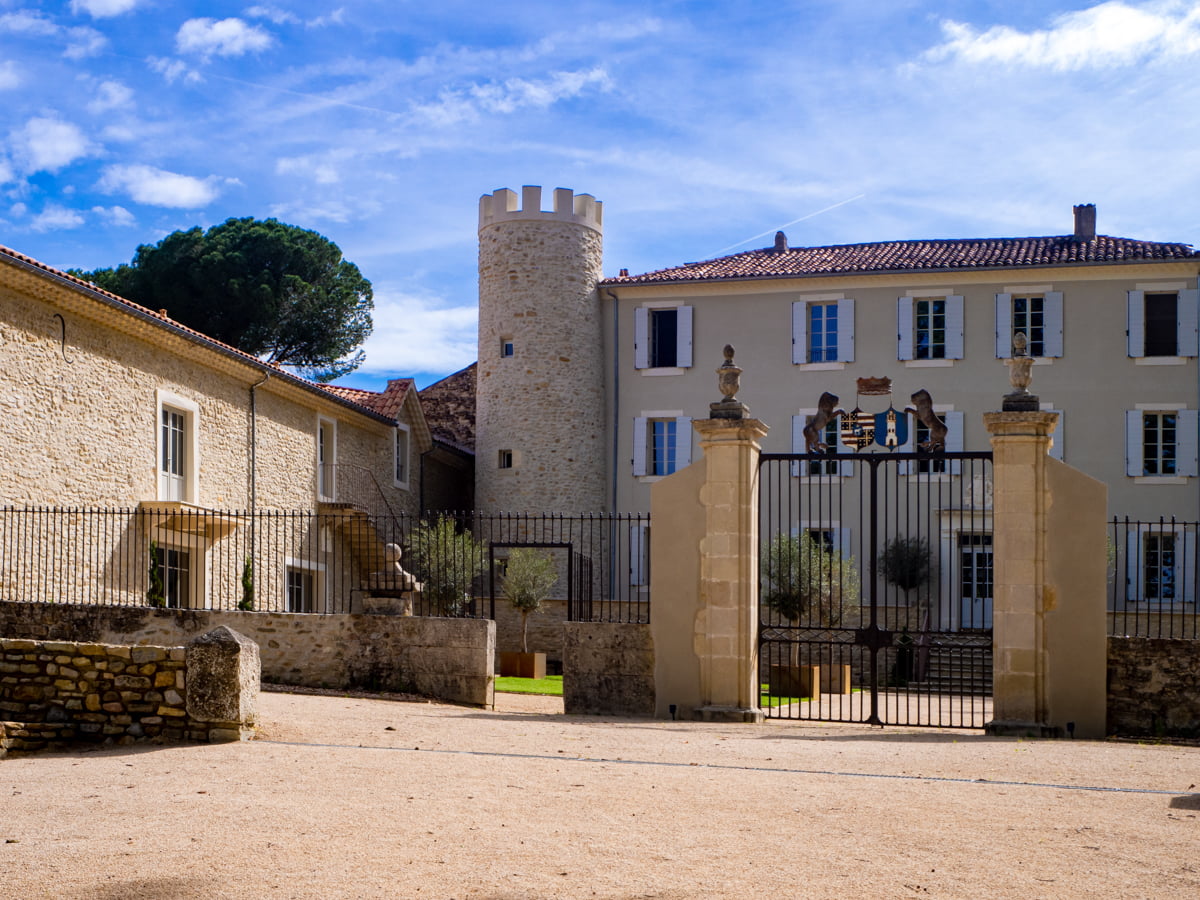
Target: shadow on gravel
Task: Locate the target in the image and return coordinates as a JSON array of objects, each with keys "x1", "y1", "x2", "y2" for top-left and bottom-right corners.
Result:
[
  {"x1": 68, "y1": 875, "x2": 217, "y2": 899},
  {"x1": 1168, "y1": 794, "x2": 1200, "y2": 810}
]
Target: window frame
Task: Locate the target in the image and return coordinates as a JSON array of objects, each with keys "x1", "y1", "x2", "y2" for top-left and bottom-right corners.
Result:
[
  {"x1": 897, "y1": 294, "x2": 964, "y2": 363},
  {"x1": 790, "y1": 411, "x2": 853, "y2": 478},
  {"x1": 285, "y1": 557, "x2": 326, "y2": 614},
  {"x1": 792, "y1": 298, "x2": 855, "y2": 366},
  {"x1": 393, "y1": 423, "x2": 411, "y2": 490},
  {"x1": 1126, "y1": 407, "x2": 1199, "y2": 480},
  {"x1": 634, "y1": 305, "x2": 693, "y2": 372},
  {"x1": 1124, "y1": 523, "x2": 1196, "y2": 605},
  {"x1": 632, "y1": 413, "x2": 693, "y2": 479},
  {"x1": 316, "y1": 416, "x2": 338, "y2": 502},
  {"x1": 1127, "y1": 288, "x2": 1200, "y2": 361},
  {"x1": 995, "y1": 291, "x2": 1063, "y2": 359},
  {"x1": 155, "y1": 390, "x2": 200, "y2": 503}
]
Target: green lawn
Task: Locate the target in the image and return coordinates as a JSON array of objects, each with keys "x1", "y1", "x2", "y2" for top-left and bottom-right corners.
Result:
[
  {"x1": 494, "y1": 676, "x2": 808, "y2": 707},
  {"x1": 495, "y1": 675, "x2": 563, "y2": 695}
]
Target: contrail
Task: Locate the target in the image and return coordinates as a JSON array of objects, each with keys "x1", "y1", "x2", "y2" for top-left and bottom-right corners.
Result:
[{"x1": 714, "y1": 193, "x2": 867, "y2": 256}]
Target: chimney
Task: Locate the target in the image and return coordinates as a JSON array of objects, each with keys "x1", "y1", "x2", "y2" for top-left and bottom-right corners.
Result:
[
  {"x1": 774, "y1": 231, "x2": 788, "y2": 252},
  {"x1": 1073, "y1": 204, "x2": 1096, "y2": 242}
]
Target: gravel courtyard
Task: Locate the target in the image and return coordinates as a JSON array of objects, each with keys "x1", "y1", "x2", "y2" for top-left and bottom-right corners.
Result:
[{"x1": 2, "y1": 689, "x2": 1198, "y2": 899}]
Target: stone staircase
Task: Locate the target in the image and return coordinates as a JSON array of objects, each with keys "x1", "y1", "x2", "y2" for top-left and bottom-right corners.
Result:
[
  {"x1": 908, "y1": 642, "x2": 994, "y2": 695},
  {"x1": 319, "y1": 503, "x2": 392, "y2": 578}
]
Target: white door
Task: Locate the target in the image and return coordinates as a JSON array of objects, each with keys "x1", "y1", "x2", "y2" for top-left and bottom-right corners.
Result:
[
  {"x1": 959, "y1": 534, "x2": 993, "y2": 629},
  {"x1": 160, "y1": 408, "x2": 186, "y2": 501}
]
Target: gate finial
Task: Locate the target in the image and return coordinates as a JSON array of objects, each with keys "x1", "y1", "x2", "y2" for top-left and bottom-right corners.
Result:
[
  {"x1": 1002, "y1": 332, "x2": 1039, "y2": 411},
  {"x1": 710, "y1": 344, "x2": 749, "y2": 419}
]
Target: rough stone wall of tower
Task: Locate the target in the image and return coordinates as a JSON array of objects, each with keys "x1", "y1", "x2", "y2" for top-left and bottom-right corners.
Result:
[{"x1": 476, "y1": 186, "x2": 606, "y2": 513}]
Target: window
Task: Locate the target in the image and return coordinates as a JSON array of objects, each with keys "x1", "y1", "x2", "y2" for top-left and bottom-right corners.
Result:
[
  {"x1": 790, "y1": 413, "x2": 853, "y2": 477},
  {"x1": 394, "y1": 425, "x2": 411, "y2": 489},
  {"x1": 501, "y1": 337, "x2": 514, "y2": 358},
  {"x1": 1144, "y1": 533, "x2": 1176, "y2": 602},
  {"x1": 1126, "y1": 525, "x2": 1195, "y2": 604},
  {"x1": 959, "y1": 534, "x2": 993, "y2": 629},
  {"x1": 995, "y1": 292, "x2": 1063, "y2": 359},
  {"x1": 897, "y1": 295, "x2": 963, "y2": 362},
  {"x1": 1127, "y1": 289, "x2": 1199, "y2": 359},
  {"x1": 287, "y1": 566, "x2": 315, "y2": 613},
  {"x1": 899, "y1": 410, "x2": 964, "y2": 475},
  {"x1": 634, "y1": 306, "x2": 693, "y2": 370},
  {"x1": 632, "y1": 415, "x2": 692, "y2": 477},
  {"x1": 1125, "y1": 409, "x2": 1198, "y2": 478},
  {"x1": 498, "y1": 449, "x2": 513, "y2": 469},
  {"x1": 317, "y1": 418, "x2": 337, "y2": 500},
  {"x1": 156, "y1": 390, "x2": 199, "y2": 503},
  {"x1": 792, "y1": 299, "x2": 855, "y2": 365},
  {"x1": 152, "y1": 544, "x2": 191, "y2": 610}
]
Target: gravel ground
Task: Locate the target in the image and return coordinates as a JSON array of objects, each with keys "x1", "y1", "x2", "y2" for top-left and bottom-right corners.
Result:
[{"x1": 2, "y1": 689, "x2": 1198, "y2": 899}]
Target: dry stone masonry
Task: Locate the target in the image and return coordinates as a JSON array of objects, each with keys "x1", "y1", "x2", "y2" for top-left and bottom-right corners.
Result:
[{"x1": 0, "y1": 626, "x2": 259, "y2": 757}]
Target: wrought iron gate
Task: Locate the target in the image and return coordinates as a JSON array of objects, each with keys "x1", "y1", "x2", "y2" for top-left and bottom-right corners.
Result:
[{"x1": 758, "y1": 450, "x2": 993, "y2": 728}]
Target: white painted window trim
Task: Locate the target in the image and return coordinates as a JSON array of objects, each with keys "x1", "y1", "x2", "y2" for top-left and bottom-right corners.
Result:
[
  {"x1": 284, "y1": 556, "x2": 327, "y2": 614},
  {"x1": 1126, "y1": 407, "x2": 1199, "y2": 478},
  {"x1": 1124, "y1": 523, "x2": 1196, "y2": 605},
  {"x1": 633, "y1": 411, "x2": 691, "y2": 480},
  {"x1": 793, "y1": 297, "x2": 854, "y2": 366},
  {"x1": 147, "y1": 533, "x2": 210, "y2": 610},
  {"x1": 155, "y1": 389, "x2": 200, "y2": 504},
  {"x1": 897, "y1": 294, "x2": 963, "y2": 363},
  {"x1": 316, "y1": 416, "x2": 337, "y2": 502},
  {"x1": 393, "y1": 423, "x2": 411, "y2": 491},
  {"x1": 634, "y1": 304, "x2": 693, "y2": 371}
]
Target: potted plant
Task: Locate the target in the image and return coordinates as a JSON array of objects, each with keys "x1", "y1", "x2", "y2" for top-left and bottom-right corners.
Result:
[
  {"x1": 760, "y1": 532, "x2": 859, "y2": 696},
  {"x1": 498, "y1": 548, "x2": 558, "y2": 679},
  {"x1": 878, "y1": 536, "x2": 933, "y2": 682}
]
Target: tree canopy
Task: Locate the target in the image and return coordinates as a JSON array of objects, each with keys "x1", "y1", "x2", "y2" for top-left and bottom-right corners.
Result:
[{"x1": 73, "y1": 217, "x2": 373, "y2": 381}]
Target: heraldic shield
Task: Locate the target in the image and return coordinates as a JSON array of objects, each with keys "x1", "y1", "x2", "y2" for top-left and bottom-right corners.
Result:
[
  {"x1": 840, "y1": 407, "x2": 875, "y2": 450},
  {"x1": 874, "y1": 405, "x2": 909, "y2": 450}
]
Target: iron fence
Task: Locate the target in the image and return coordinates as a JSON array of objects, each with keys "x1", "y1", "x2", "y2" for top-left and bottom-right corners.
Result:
[
  {"x1": 1109, "y1": 517, "x2": 1200, "y2": 639},
  {"x1": 0, "y1": 506, "x2": 650, "y2": 622}
]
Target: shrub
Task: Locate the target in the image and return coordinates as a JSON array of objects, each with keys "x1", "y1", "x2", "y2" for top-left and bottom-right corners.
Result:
[
  {"x1": 760, "y1": 532, "x2": 859, "y2": 629},
  {"x1": 405, "y1": 515, "x2": 486, "y2": 616}
]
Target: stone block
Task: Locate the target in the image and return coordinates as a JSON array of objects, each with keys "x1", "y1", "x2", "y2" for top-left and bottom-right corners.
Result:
[
  {"x1": 819, "y1": 664, "x2": 852, "y2": 694},
  {"x1": 132, "y1": 647, "x2": 166, "y2": 664},
  {"x1": 768, "y1": 664, "x2": 819, "y2": 698},
  {"x1": 185, "y1": 626, "x2": 260, "y2": 728}
]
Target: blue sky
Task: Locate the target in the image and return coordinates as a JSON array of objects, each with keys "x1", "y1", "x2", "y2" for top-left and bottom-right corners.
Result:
[{"x1": 3, "y1": 0, "x2": 1199, "y2": 389}]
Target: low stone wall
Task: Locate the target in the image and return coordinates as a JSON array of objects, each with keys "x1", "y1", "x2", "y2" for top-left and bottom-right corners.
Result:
[
  {"x1": 0, "y1": 601, "x2": 494, "y2": 708},
  {"x1": 562, "y1": 623, "x2": 654, "y2": 716},
  {"x1": 0, "y1": 627, "x2": 256, "y2": 756},
  {"x1": 1107, "y1": 637, "x2": 1200, "y2": 737}
]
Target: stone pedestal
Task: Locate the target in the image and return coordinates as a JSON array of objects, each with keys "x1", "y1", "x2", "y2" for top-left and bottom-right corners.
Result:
[
  {"x1": 691, "y1": 417, "x2": 769, "y2": 723},
  {"x1": 185, "y1": 626, "x2": 260, "y2": 741},
  {"x1": 983, "y1": 411, "x2": 1107, "y2": 738}
]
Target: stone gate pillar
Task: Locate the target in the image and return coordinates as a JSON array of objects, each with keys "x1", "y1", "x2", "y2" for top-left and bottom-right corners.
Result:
[{"x1": 984, "y1": 408, "x2": 1107, "y2": 738}]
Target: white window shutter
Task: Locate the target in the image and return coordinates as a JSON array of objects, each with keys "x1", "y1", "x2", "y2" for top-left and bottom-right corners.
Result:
[
  {"x1": 632, "y1": 417, "x2": 648, "y2": 476},
  {"x1": 945, "y1": 295, "x2": 965, "y2": 359},
  {"x1": 629, "y1": 524, "x2": 647, "y2": 587},
  {"x1": 676, "y1": 306, "x2": 693, "y2": 368},
  {"x1": 897, "y1": 297, "x2": 914, "y2": 360},
  {"x1": 791, "y1": 415, "x2": 804, "y2": 477},
  {"x1": 1127, "y1": 291, "x2": 1145, "y2": 358},
  {"x1": 1182, "y1": 528, "x2": 1197, "y2": 604},
  {"x1": 792, "y1": 302, "x2": 807, "y2": 365},
  {"x1": 1176, "y1": 409, "x2": 1199, "y2": 477},
  {"x1": 1043, "y1": 292, "x2": 1064, "y2": 357},
  {"x1": 1046, "y1": 409, "x2": 1064, "y2": 461},
  {"x1": 1178, "y1": 289, "x2": 1199, "y2": 357},
  {"x1": 945, "y1": 411, "x2": 965, "y2": 474},
  {"x1": 995, "y1": 293, "x2": 1012, "y2": 358},
  {"x1": 675, "y1": 417, "x2": 693, "y2": 468},
  {"x1": 1125, "y1": 410, "x2": 1143, "y2": 476},
  {"x1": 898, "y1": 411, "x2": 916, "y2": 475},
  {"x1": 634, "y1": 308, "x2": 649, "y2": 369},
  {"x1": 1125, "y1": 529, "x2": 1140, "y2": 604},
  {"x1": 832, "y1": 528, "x2": 851, "y2": 557},
  {"x1": 837, "y1": 299, "x2": 855, "y2": 363},
  {"x1": 837, "y1": 456, "x2": 854, "y2": 478}
]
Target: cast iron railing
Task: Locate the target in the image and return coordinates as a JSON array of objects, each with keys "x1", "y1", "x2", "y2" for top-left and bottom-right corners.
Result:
[{"x1": 1109, "y1": 517, "x2": 1200, "y2": 639}]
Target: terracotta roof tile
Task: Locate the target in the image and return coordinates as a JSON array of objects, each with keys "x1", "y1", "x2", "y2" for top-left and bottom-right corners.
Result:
[
  {"x1": 419, "y1": 364, "x2": 476, "y2": 451},
  {"x1": 605, "y1": 234, "x2": 1200, "y2": 286},
  {"x1": 0, "y1": 242, "x2": 396, "y2": 424}
]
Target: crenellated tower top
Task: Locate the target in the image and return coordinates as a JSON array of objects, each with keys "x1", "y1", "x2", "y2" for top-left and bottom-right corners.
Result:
[{"x1": 478, "y1": 185, "x2": 603, "y2": 234}]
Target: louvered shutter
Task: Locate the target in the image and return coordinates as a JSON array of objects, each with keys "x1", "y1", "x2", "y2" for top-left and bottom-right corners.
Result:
[
  {"x1": 1125, "y1": 410, "x2": 1143, "y2": 476},
  {"x1": 897, "y1": 297, "x2": 914, "y2": 361},
  {"x1": 792, "y1": 302, "x2": 807, "y2": 364},
  {"x1": 1043, "y1": 292, "x2": 1064, "y2": 357},
  {"x1": 995, "y1": 293, "x2": 1012, "y2": 358},
  {"x1": 676, "y1": 306, "x2": 693, "y2": 368},
  {"x1": 1127, "y1": 291, "x2": 1145, "y2": 358},
  {"x1": 837, "y1": 299, "x2": 855, "y2": 363},
  {"x1": 1178, "y1": 289, "x2": 1199, "y2": 357},
  {"x1": 945, "y1": 295, "x2": 965, "y2": 359},
  {"x1": 634, "y1": 308, "x2": 649, "y2": 369},
  {"x1": 945, "y1": 411, "x2": 965, "y2": 474},
  {"x1": 675, "y1": 417, "x2": 693, "y2": 468},
  {"x1": 1176, "y1": 409, "x2": 1198, "y2": 477},
  {"x1": 632, "y1": 417, "x2": 648, "y2": 476}
]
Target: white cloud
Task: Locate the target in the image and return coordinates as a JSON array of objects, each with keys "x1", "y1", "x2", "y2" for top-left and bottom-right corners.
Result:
[
  {"x1": 30, "y1": 204, "x2": 85, "y2": 232},
  {"x1": 64, "y1": 25, "x2": 106, "y2": 59},
  {"x1": 923, "y1": 1, "x2": 1200, "y2": 70},
  {"x1": 276, "y1": 156, "x2": 341, "y2": 185},
  {"x1": 0, "y1": 11, "x2": 58, "y2": 37},
  {"x1": 176, "y1": 17, "x2": 272, "y2": 59},
  {"x1": 11, "y1": 116, "x2": 91, "y2": 174},
  {"x1": 357, "y1": 292, "x2": 478, "y2": 377},
  {"x1": 91, "y1": 205, "x2": 136, "y2": 226},
  {"x1": 0, "y1": 61, "x2": 19, "y2": 90},
  {"x1": 98, "y1": 164, "x2": 225, "y2": 208},
  {"x1": 147, "y1": 56, "x2": 201, "y2": 84},
  {"x1": 0, "y1": 158, "x2": 13, "y2": 184},
  {"x1": 245, "y1": 5, "x2": 299, "y2": 26},
  {"x1": 70, "y1": 0, "x2": 141, "y2": 17},
  {"x1": 87, "y1": 79, "x2": 133, "y2": 113},
  {"x1": 413, "y1": 67, "x2": 612, "y2": 127}
]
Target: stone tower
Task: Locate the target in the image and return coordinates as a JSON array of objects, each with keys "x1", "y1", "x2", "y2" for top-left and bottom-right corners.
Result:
[{"x1": 476, "y1": 186, "x2": 606, "y2": 513}]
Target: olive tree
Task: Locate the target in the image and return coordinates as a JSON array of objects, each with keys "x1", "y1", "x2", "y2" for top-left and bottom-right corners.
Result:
[
  {"x1": 760, "y1": 532, "x2": 860, "y2": 664},
  {"x1": 405, "y1": 516, "x2": 486, "y2": 616},
  {"x1": 502, "y1": 548, "x2": 559, "y2": 653}
]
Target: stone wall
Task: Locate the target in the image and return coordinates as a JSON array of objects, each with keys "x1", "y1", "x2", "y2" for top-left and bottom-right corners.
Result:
[
  {"x1": 0, "y1": 629, "x2": 256, "y2": 757},
  {"x1": 1107, "y1": 637, "x2": 1200, "y2": 737},
  {"x1": 562, "y1": 623, "x2": 654, "y2": 716},
  {"x1": 0, "y1": 601, "x2": 494, "y2": 707}
]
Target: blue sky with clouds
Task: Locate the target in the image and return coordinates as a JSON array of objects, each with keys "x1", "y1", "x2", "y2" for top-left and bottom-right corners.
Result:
[{"x1": 3, "y1": 0, "x2": 1199, "y2": 389}]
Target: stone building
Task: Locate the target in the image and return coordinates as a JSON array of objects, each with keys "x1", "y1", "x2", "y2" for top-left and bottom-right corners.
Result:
[{"x1": 0, "y1": 243, "x2": 434, "y2": 613}]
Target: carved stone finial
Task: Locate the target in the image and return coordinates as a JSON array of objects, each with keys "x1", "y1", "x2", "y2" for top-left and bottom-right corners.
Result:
[
  {"x1": 711, "y1": 344, "x2": 749, "y2": 419},
  {"x1": 1003, "y1": 331, "x2": 1039, "y2": 411}
]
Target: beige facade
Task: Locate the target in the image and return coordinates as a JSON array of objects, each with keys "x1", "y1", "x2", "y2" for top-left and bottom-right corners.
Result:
[{"x1": 0, "y1": 245, "x2": 433, "y2": 614}]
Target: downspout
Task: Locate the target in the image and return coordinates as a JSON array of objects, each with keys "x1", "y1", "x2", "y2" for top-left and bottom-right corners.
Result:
[{"x1": 605, "y1": 288, "x2": 620, "y2": 513}]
